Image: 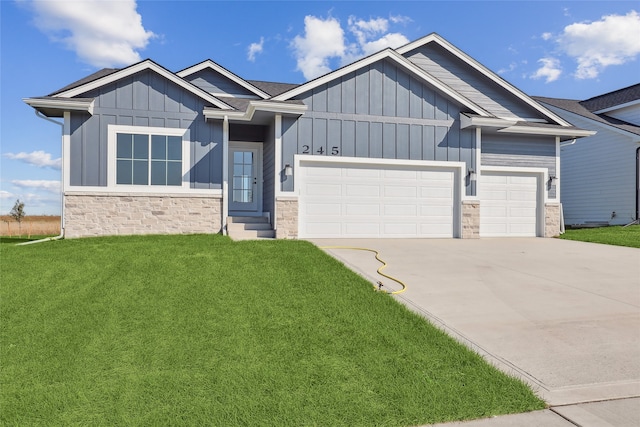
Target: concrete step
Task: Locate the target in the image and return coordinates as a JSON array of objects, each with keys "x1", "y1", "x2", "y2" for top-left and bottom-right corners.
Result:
[
  {"x1": 228, "y1": 216, "x2": 269, "y2": 224},
  {"x1": 227, "y1": 216, "x2": 274, "y2": 240},
  {"x1": 229, "y1": 229, "x2": 276, "y2": 240}
]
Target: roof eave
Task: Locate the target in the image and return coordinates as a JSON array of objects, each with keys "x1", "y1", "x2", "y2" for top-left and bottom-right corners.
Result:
[
  {"x1": 497, "y1": 125, "x2": 596, "y2": 141},
  {"x1": 204, "y1": 101, "x2": 307, "y2": 122},
  {"x1": 23, "y1": 97, "x2": 95, "y2": 117}
]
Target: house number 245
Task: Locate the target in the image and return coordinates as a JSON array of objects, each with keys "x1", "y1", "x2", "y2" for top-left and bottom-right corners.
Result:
[{"x1": 302, "y1": 145, "x2": 339, "y2": 155}]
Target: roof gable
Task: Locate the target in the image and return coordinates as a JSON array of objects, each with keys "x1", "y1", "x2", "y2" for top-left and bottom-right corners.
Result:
[
  {"x1": 397, "y1": 33, "x2": 571, "y2": 126},
  {"x1": 580, "y1": 83, "x2": 640, "y2": 113},
  {"x1": 177, "y1": 60, "x2": 270, "y2": 99},
  {"x1": 53, "y1": 59, "x2": 233, "y2": 110},
  {"x1": 273, "y1": 48, "x2": 491, "y2": 116}
]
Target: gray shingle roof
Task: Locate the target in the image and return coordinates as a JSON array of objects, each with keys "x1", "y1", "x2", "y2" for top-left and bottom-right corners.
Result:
[
  {"x1": 49, "y1": 68, "x2": 120, "y2": 96},
  {"x1": 580, "y1": 84, "x2": 640, "y2": 112},
  {"x1": 533, "y1": 96, "x2": 640, "y2": 137},
  {"x1": 247, "y1": 80, "x2": 300, "y2": 97}
]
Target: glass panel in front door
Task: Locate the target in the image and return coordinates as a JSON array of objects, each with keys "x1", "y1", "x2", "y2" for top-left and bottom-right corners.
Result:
[{"x1": 232, "y1": 151, "x2": 254, "y2": 203}]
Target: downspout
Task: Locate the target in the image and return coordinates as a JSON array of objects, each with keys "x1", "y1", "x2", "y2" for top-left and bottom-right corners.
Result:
[
  {"x1": 18, "y1": 110, "x2": 65, "y2": 245},
  {"x1": 636, "y1": 147, "x2": 640, "y2": 222}
]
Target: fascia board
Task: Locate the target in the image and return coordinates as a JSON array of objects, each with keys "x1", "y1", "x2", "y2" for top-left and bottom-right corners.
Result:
[
  {"x1": 272, "y1": 48, "x2": 490, "y2": 117},
  {"x1": 54, "y1": 60, "x2": 233, "y2": 110},
  {"x1": 397, "y1": 33, "x2": 573, "y2": 127},
  {"x1": 204, "y1": 101, "x2": 307, "y2": 121},
  {"x1": 460, "y1": 113, "x2": 517, "y2": 129},
  {"x1": 24, "y1": 97, "x2": 95, "y2": 115},
  {"x1": 497, "y1": 125, "x2": 596, "y2": 138},
  {"x1": 541, "y1": 102, "x2": 640, "y2": 139},
  {"x1": 177, "y1": 60, "x2": 271, "y2": 100}
]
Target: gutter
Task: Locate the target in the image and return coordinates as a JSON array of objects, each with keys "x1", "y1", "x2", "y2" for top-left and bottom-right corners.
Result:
[{"x1": 18, "y1": 111, "x2": 65, "y2": 245}]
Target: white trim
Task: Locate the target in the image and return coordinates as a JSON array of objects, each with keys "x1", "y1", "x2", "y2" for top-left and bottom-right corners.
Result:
[
  {"x1": 479, "y1": 166, "x2": 548, "y2": 237},
  {"x1": 475, "y1": 127, "x2": 482, "y2": 191},
  {"x1": 176, "y1": 59, "x2": 271, "y2": 99},
  {"x1": 593, "y1": 99, "x2": 640, "y2": 115},
  {"x1": 64, "y1": 188, "x2": 222, "y2": 196},
  {"x1": 63, "y1": 112, "x2": 71, "y2": 191},
  {"x1": 274, "y1": 115, "x2": 282, "y2": 231},
  {"x1": 555, "y1": 136, "x2": 560, "y2": 202},
  {"x1": 54, "y1": 60, "x2": 233, "y2": 110},
  {"x1": 24, "y1": 98, "x2": 95, "y2": 115},
  {"x1": 204, "y1": 101, "x2": 307, "y2": 122},
  {"x1": 496, "y1": 125, "x2": 595, "y2": 139},
  {"x1": 222, "y1": 116, "x2": 229, "y2": 234},
  {"x1": 294, "y1": 155, "x2": 465, "y2": 238},
  {"x1": 272, "y1": 49, "x2": 491, "y2": 117},
  {"x1": 460, "y1": 114, "x2": 517, "y2": 129},
  {"x1": 106, "y1": 124, "x2": 190, "y2": 191},
  {"x1": 396, "y1": 33, "x2": 573, "y2": 127}
]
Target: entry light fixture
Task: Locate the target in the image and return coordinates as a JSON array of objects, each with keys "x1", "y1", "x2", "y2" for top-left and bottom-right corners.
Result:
[
  {"x1": 467, "y1": 167, "x2": 476, "y2": 180},
  {"x1": 284, "y1": 164, "x2": 293, "y2": 176},
  {"x1": 549, "y1": 175, "x2": 557, "y2": 184}
]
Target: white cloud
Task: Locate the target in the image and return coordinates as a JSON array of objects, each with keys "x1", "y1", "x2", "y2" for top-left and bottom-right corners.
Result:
[
  {"x1": 498, "y1": 62, "x2": 518, "y2": 75},
  {"x1": 4, "y1": 151, "x2": 61, "y2": 169},
  {"x1": 558, "y1": 10, "x2": 640, "y2": 79},
  {"x1": 531, "y1": 57, "x2": 562, "y2": 83},
  {"x1": 541, "y1": 32, "x2": 553, "y2": 41},
  {"x1": 11, "y1": 180, "x2": 61, "y2": 194},
  {"x1": 248, "y1": 37, "x2": 265, "y2": 62},
  {"x1": 291, "y1": 14, "x2": 410, "y2": 80},
  {"x1": 0, "y1": 190, "x2": 15, "y2": 200},
  {"x1": 28, "y1": 0, "x2": 155, "y2": 67},
  {"x1": 292, "y1": 16, "x2": 346, "y2": 80},
  {"x1": 389, "y1": 15, "x2": 413, "y2": 25}
]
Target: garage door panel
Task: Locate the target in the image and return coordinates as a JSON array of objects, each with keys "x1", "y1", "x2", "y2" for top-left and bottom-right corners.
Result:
[
  {"x1": 480, "y1": 172, "x2": 539, "y2": 237},
  {"x1": 299, "y1": 162, "x2": 457, "y2": 238},
  {"x1": 346, "y1": 184, "x2": 379, "y2": 197}
]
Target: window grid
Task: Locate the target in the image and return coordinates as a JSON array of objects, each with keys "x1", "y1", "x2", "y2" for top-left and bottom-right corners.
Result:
[{"x1": 116, "y1": 133, "x2": 183, "y2": 186}]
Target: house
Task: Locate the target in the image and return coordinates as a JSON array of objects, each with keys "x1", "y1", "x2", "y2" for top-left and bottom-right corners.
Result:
[
  {"x1": 535, "y1": 85, "x2": 640, "y2": 227},
  {"x1": 24, "y1": 33, "x2": 592, "y2": 240}
]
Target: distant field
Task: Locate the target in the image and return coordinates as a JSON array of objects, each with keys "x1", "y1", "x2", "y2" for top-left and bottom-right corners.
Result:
[{"x1": 0, "y1": 216, "x2": 60, "y2": 237}]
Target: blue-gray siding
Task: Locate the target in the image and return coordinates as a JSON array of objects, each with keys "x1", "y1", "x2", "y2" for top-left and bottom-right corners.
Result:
[
  {"x1": 281, "y1": 58, "x2": 476, "y2": 195},
  {"x1": 69, "y1": 70, "x2": 223, "y2": 188},
  {"x1": 404, "y1": 43, "x2": 545, "y2": 121},
  {"x1": 182, "y1": 68, "x2": 257, "y2": 97},
  {"x1": 481, "y1": 133, "x2": 557, "y2": 198}
]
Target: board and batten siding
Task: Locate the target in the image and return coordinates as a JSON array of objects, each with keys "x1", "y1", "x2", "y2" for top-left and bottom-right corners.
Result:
[
  {"x1": 403, "y1": 43, "x2": 545, "y2": 121},
  {"x1": 69, "y1": 70, "x2": 224, "y2": 189},
  {"x1": 182, "y1": 68, "x2": 258, "y2": 98},
  {"x1": 481, "y1": 133, "x2": 557, "y2": 198},
  {"x1": 281, "y1": 58, "x2": 476, "y2": 195}
]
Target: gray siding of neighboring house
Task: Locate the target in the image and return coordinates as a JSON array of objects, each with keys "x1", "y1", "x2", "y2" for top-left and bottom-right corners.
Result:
[
  {"x1": 69, "y1": 70, "x2": 223, "y2": 189},
  {"x1": 403, "y1": 43, "x2": 545, "y2": 121},
  {"x1": 481, "y1": 133, "x2": 557, "y2": 198},
  {"x1": 182, "y1": 68, "x2": 258, "y2": 97},
  {"x1": 281, "y1": 58, "x2": 477, "y2": 195}
]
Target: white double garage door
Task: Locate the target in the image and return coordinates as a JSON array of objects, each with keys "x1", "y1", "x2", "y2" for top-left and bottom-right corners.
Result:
[{"x1": 297, "y1": 158, "x2": 542, "y2": 238}]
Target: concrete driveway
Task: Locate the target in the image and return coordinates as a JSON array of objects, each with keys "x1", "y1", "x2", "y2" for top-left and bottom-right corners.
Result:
[{"x1": 311, "y1": 238, "x2": 640, "y2": 410}]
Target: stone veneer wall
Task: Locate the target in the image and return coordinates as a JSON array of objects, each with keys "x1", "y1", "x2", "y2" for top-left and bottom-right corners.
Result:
[
  {"x1": 545, "y1": 203, "x2": 561, "y2": 238},
  {"x1": 64, "y1": 193, "x2": 222, "y2": 238},
  {"x1": 275, "y1": 197, "x2": 298, "y2": 239},
  {"x1": 461, "y1": 200, "x2": 480, "y2": 238}
]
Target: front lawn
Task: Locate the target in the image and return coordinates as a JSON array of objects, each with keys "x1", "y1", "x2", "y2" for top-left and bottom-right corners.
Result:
[
  {"x1": 1, "y1": 235, "x2": 545, "y2": 426},
  {"x1": 559, "y1": 224, "x2": 640, "y2": 248}
]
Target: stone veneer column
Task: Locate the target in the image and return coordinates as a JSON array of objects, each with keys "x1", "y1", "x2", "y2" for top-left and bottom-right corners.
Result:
[
  {"x1": 275, "y1": 197, "x2": 298, "y2": 239},
  {"x1": 545, "y1": 203, "x2": 561, "y2": 237},
  {"x1": 64, "y1": 193, "x2": 222, "y2": 238},
  {"x1": 461, "y1": 200, "x2": 480, "y2": 239}
]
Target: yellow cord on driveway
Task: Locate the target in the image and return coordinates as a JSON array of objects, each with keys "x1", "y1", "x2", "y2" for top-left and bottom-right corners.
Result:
[{"x1": 319, "y1": 246, "x2": 407, "y2": 295}]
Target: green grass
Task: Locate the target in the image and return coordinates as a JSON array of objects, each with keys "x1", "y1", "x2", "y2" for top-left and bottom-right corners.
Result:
[
  {"x1": 559, "y1": 225, "x2": 640, "y2": 248},
  {"x1": 1, "y1": 235, "x2": 545, "y2": 426}
]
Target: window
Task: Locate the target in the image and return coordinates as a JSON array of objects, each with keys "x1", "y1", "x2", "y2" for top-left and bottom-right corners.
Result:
[{"x1": 112, "y1": 127, "x2": 186, "y2": 187}]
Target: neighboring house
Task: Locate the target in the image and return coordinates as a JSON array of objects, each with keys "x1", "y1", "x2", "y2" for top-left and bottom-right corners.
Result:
[
  {"x1": 24, "y1": 33, "x2": 592, "y2": 240},
  {"x1": 535, "y1": 85, "x2": 640, "y2": 227}
]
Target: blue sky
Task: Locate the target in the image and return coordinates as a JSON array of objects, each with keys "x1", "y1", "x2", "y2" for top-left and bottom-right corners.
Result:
[{"x1": 1, "y1": 0, "x2": 639, "y2": 215}]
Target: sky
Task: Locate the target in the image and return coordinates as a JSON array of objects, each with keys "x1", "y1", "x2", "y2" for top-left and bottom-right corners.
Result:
[{"x1": 1, "y1": 0, "x2": 639, "y2": 215}]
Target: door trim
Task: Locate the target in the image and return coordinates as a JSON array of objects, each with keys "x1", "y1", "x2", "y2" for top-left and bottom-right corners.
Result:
[{"x1": 228, "y1": 141, "x2": 263, "y2": 216}]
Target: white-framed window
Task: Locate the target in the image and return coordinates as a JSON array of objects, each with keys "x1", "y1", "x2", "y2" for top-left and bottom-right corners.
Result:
[{"x1": 107, "y1": 125, "x2": 189, "y2": 189}]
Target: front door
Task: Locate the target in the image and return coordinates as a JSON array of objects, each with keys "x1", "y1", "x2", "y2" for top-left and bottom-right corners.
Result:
[{"x1": 229, "y1": 143, "x2": 262, "y2": 214}]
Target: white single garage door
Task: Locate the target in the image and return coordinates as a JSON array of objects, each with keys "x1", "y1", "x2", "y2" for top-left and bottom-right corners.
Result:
[
  {"x1": 480, "y1": 172, "x2": 539, "y2": 237},
  {"x1": 298, "y1": 161, "x2": 457, "y2": 238}
]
